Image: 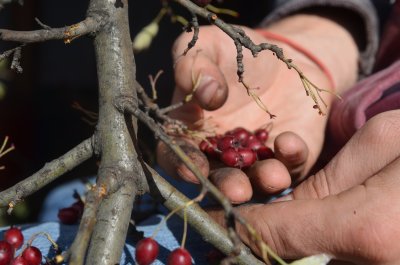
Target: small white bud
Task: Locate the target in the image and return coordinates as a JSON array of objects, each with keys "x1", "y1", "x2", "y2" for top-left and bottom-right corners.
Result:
[{"x1": 132, "y1": 22, "x2": 159, "y2": 53}]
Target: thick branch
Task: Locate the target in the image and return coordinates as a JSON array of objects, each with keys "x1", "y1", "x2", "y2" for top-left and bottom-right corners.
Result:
[
  {"x1": 0, "y1": 16, "x2": 104, "y2": 43},
  {"x1": 0, "y1": 137, "x2": 94, "y2": 209},
  {"x1": 146, "y1": 164, "x2": 264, "y2": 265},
  {"x1": 79, "y1": 0, "x2": 145, "y2": 264}
]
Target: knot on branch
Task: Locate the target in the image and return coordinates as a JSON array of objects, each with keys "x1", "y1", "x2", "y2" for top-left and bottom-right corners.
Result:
[
  {"x1": 97, "y1": 166, "x2": 128, "y2": 195},
  {"x1": 114, "y1": 95, "x2": 137, "y2": 114},
  {"x1": 86, "y1": 8, "x2": 111, "y2": 32}
]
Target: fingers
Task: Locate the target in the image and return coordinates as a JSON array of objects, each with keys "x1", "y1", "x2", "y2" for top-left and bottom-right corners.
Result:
[
  {"x1": 208, "y1": 111, "x2": 400, "y2": 263},
  {"x1": 171, "y1": 27, "x2": 229, "y2": 113},
  {"x1": 156, "y1": 139, "x2": 209, "y2": 184},
  {"x1": 209, "y1": 167, "x2": 253, "y2": 204},
  {"x1": 273, "y1": 131, "x2": 309, "y2": 180},
  {"x1": 209, "y1": 154, "x2": 400, "y2": 263},
  {"x1": 246, "y1": 159, "x2": 291, "y2": 196},
  {"x1": 231, "y1": 132, "x2": 306, "y2": 198},
  {"x1": 289, "y1": 110, "x2": 400, "y2": 200}
]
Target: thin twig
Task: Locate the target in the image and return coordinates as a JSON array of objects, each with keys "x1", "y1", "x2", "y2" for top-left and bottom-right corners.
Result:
[
  {"x1": 123, "y1": 100, "x2": 282, "y2": 264},
  {"x1": 182, "y1": 12, "x2": 199, "y2": 56},
  {"x1": 34, "y1": 17, "x2": 51, "y2": 30},
  {"x1": 0, "y1": 137, "x2": 94, "y2": 211},
  {"x1": 175, "y1": 0, "x2": 333, "y2": 115},
  {"x1": 0, "y1": 16, "x2": 104, "y2": 43},
  {"x1": 68, "y1": 183, "x2": 107, "y2": 265},
  {"x1": 146, "y1": 164, "x2": 265, "y2": 265}
]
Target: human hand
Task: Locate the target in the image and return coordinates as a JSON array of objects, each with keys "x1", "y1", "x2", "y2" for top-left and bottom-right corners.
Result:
[
  {"x1": 208, "y1": 110, "x2": 400, "y2": 265},
  {"x1": 157, "y1": 14, "x2": 358, "y2": 203}
]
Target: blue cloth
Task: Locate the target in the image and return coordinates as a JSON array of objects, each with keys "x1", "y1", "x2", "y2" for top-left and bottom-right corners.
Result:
[
  {"x1": 0, "y1": 216, "x2": 214, "y2": 264},
  {"x1": 1, "y1": 169, "x2": 216, "y2": 264}
]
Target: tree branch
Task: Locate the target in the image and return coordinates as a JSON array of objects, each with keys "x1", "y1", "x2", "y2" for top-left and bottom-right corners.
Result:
[
  {"x1": 0, "y1": 137, "x2": 94, "y2": 210},
  {"x1": 175, "y1": 0, "x2": 331, "y2": 116},
  {"x1": 80, "y1": 0, "x2": 146, "y2": 264},
  {"x1": 146, "y1": 164, "x2": 264, "y2": 265},
  {"x1": 0, "y1": 16, "x2": 104, "y2": 43}
]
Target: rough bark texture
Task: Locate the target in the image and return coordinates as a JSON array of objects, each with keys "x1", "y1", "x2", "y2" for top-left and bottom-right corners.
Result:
[{"x1": 83, "y1": 0, "x2": 146, "y2": 264}]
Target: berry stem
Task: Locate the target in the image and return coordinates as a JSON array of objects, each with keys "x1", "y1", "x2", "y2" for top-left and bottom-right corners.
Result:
[
  {"x1": 151, "y1": 193, "x2": 204, "y2": 239},
  {"x1": 25, "y1": 232, "x2": 59, "y2": 252},
  {"x1": 181, "y1": 206, "x2": 188, "y2": 249}
]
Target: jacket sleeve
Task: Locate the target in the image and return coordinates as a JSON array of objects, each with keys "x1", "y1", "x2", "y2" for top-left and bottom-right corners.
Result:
[{"x1": 259, "y1": 0, "x2": 379, "y2": 76}]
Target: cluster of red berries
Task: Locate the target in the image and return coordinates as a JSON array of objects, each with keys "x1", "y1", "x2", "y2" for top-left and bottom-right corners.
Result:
[
  {"x1": 57, "y1": 199, "x2": 84, "y2": 225},
  {"x1": 135, "y1": 237, "x2": 192, "y2": 265},
  {"x1": 199, "y1": 127, "x2": 274, "y2": 169},
  {"x1": 0, "y1": 227, "x2": 42, "y2": 265}
]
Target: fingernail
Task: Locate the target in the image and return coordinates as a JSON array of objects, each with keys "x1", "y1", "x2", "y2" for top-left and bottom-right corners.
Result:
[{"x1": 196, "y1": 75, "x2": 220, "y2": 108}]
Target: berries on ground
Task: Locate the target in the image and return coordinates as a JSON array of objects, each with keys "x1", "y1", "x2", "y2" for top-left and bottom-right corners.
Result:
[
  {"x1": 22, "y1": 246, "x2": 42, "y2": 265},
  {"x1": 4, "y1": 227, "x2": 24, "y2": 249},
  {"x1": 167, "y1": 248, "x2": 192, "y2": 265},
  {"x1": 135, "y1": 237, "x2": 159, "y2": 265},
  {"x1": 58, "y1": 199, "x2": 84, "y2": 225},
  {"x1": 0, "y1": 240, "x2": 13, "y2": 265},
  {"x1": 199, "y1": 127, "x2": 274, "y2": 169},
  {"x1": 58, "y1": 207, "x2": 80, "y2": 225}
]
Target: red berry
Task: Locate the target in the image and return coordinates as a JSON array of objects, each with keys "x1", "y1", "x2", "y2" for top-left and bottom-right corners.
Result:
[
  {"x1": 254, "y1": 128, "x2": 269, "y2": 142},
  {"x1": 220, "y1": 148, "x2": 241, "y2": 168},
  {"x1": 0, "y1": 241, "x2": 13, "y2": 265},
  {"x1": 135, "y1": 238, "x2": 159, "y2": 265},
  {"x1": 58, "y1": 207, "x2": 80, "y2": 225},
  {"x1": 22, "y1": 246, "x2": 42, "y2": 265},
  {"x1": 167, "y1": 248, "x2": 192, "y2": 265},
  {"x1": 226, "y1": 127, "x2": 251, "y2": 145},
  {"x1": 217, "y1": 135, "x2": 240, "y2": 151},
  {"x1": 4, "y1": 227, "x2": 24, "y2": 249},
  {"x1": 191, "y1": 0, "x2": 212, "y2": 7},
  {"x1": 238, "y1": 148, "x2": 257, "y2": 168},
  {"x1": 257, "y1": 146, "x2": 274, "y2": 160},
  {"x1": 206, "y1": 248, "x2": 225, "y2": 264},
  {"x1": 10, "y1": 256, "x2": 29, "y2": 265},
  {"x1": 245, "y1": 137, "x2": 263, "y2": 151},
  {"x1": 199, "y1": 138, "x2": 219, "y2": 159},
  {"x1": 70, "y1": 200, "x2": 84, "y2": 216}
]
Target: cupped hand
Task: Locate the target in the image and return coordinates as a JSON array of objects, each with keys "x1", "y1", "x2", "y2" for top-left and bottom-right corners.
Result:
[
  {"x1": 208, "y1": 110, "x2": 400, "y2": 264},
  {"x1": 157, "y1": 22, "x2": 341, "y2": 203}
]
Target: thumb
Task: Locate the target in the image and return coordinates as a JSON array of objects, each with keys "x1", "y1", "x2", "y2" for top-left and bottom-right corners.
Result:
[
  {"x1": 286, "y1": 111, "x2": 400, "y2": 200},
  {"x1": 171, "y1": 29, "x2": 229, "y2": 113},
  {"x1": 208, "y1": 183, "x2": 377, "y2": 263}
]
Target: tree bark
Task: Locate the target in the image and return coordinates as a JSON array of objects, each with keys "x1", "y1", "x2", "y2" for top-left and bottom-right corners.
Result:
[{"x1": 82, "y1": 0, "x2": 146, "y2": 264}]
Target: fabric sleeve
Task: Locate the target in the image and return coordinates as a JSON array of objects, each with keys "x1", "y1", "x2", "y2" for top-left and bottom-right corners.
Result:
[{"x1": 258, "y1": 0, "x2": 379, "y2": 76}]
